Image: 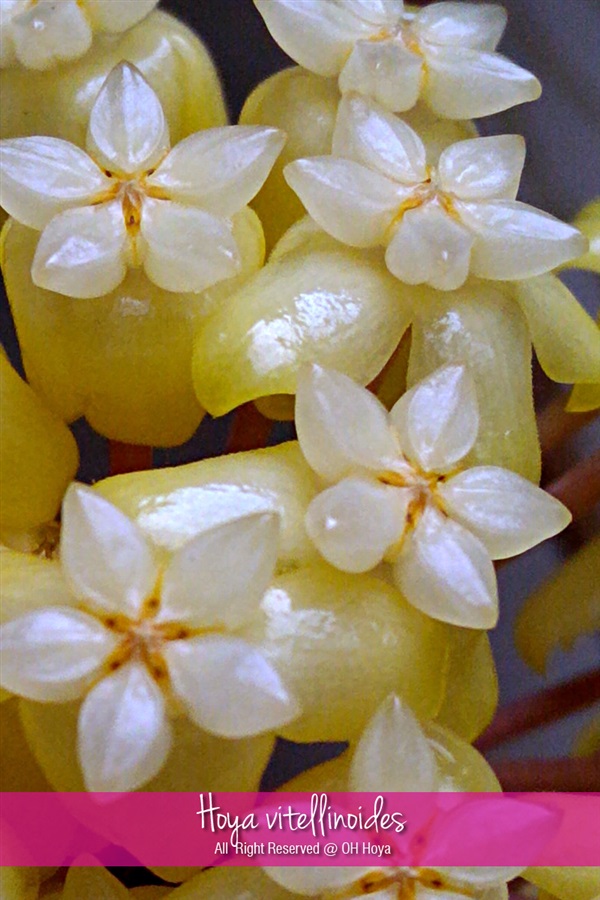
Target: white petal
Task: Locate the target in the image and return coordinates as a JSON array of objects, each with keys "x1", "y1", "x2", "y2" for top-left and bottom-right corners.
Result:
[
  {"x1": 305, "y1": 477, "x2": 409, "y2": 573},
  {"x1": 84, "y1": 0, "x2": 158, "y2": 33},
  {"x1": 438, "y1": 466, "x2": 572, "y2": 559},
  {"x1": 253, "y1": 0, "x2": 371, "y2": 77},
  {"x1": 435, "y1": 868, "x2": 524, "y2": 890},
  {"x1": 339, "y1": 38, "x2": 424, "y2": 114},
  {"x1": 140, "y1": 199, "x2": 241, "y2": 293},
  {"x1": 61, "y1": 484, "x2": 158, "y2": 618},
  {"x1": 295, "y1": 364, "x2": 399, "y2": 482},
  {"x1": 159, "y1": 513, "x2": 280, "y2": 629},
  {"x1": 147, "y1": 126, "x2": 285, "y2": 218},
  {"x1": 265, "y1": 867, "x2": 373, "y2": 896},
  {"x1": 165, "y1": 635, "x2": 299, "y2": 738},
  {"x1": 457, "y1": 199, "x2": 589, "y2": 280},
  {"x1": 78, "y1": 662, "x2": 171, "y2": 792},
  {"x1": 343, "y1": 0, "x2": 404, "y2": 27},
  {"x1": 414, "y1": 2, "x2": 507, "y2": 51},
  {"x1": 284, "y1": 157, "x2": 409, "y2": 247},
  {"x1": 87, "y1": 61, "x2": 170, "y2": 175},
  {"x1": 438, "y1": 135, "x2": 525, "y2": 201},
  {"x1": 385, "y1": 202, "x2": 474, "y2": 290},
  {"x1": 394, "y1": 504, "x2": 498, "y2": 628},
  {"x1": 390, "y1": 364, "x2": 479, "y2": 472},
  {"x1": 333, "y1": 93, "x2": 427, "y2": 183},
  {"x1": 0, "y1": 608, "x2": 117, "y2": 702},
  {"x1": 350, "y1": 694, "x2": 439, "y2": 791},
  {"x1": 424, "y1": 46, "x2": 541, "y2": 119},
  {"x1": 11, "y1": 0, "x2": 91, "y2": 70},
  {"x1": 0, "y1": 137, "x2": 110, "y2": 229},
  {"x1": 31, "y1": 201, "x2": 128, "y2": 299},
  {"x1": 0, "y1": 1, "x2": 19, "y2": 68}
]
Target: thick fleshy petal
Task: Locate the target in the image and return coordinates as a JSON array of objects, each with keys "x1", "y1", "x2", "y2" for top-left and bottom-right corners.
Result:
[
  {"x1": 31, "y1": 201, "x2": 128, "y2": 299},
  {"x1": 458, "y1": 199, "x2": 588, "y2": 280},
  {"x1": 0, "y1": 608, "x2": 117, "y2": 702},
  {"x1": 86, "y1": 61, "x2": 170, "y2": 175},
  {"x1": 265, "y1": 867, "x2": 372, "y2": 896},
  {"x1": 147, "y1": 126, "x2": 285, "y2": 218},
  {"x1": 524, "y1": 866, "x2": 600, "y2": 900},
  {"x1": 60, "y1": 483, "x2": 158, "y2": 618},
  {"x1": 62, "y1": 865, "x2": 130, "y2": 900},
  {"x1": 343, "y1": 0, "x2": 404, "y2": 27},
  {"x1": 339, "y1": 39, "x2": 423, "y2": 113},
  {"x1": 414, "y1": 2, "x2": 507, "y2": 51},
  {"x1": 386, "y1": 203, "x2": 475, "y2": 290},
  {"x1": 10, "y1": 0, "x2": 92, "y2": 70},
  {"x1": 436, "y1": 868, "x2": 525, "y2": 890},
  {"x1": 424, "y1": 45, "x2": 541, "y2": 119},
  {"x1": 84, "y1": 0, "x2": 159, "y2": 33},
  {"x1": 159, "y1": 513, "x2": 280, "y2": 629},
  {"x1": 295, "y1": 363, "x2": 399, "y2": 482},
  {"x1": 305, "y1": 476, "x2": 410, "y2": 572},
  {"x1": 0, "y1": 137, "x2": 110, "y2": 230},
  {"x1": 394, "y1": 504, "x2": 498, "y2": 628},
  {"x1": 140, "y1": 198, "x2": 240, "y2": 293},
  {"x1": 390, "y1": 364, "x2": 479, "y2": 473},
  {"x1": 435, "y1": 628, "x2": 498, "y2": 742},
  {"x1": 284, "y1": 157, "x2": 409, "y2": 247},
  {"x1": 177, "y1": 868, "x2": 297, "y2": 900},
  {"x1": 78, "y1": 661, "x2": 171, "y2": 791},
  {"x1": 439, "y1": 466, "x2": 572, "y2": 559},
  {"x1": 333, "y1": 93, "x2": 427, "y2": 183},
  {"x1": 349, "y1": 694, "x2": 439, "y2": 792},
  {"x1": 165, "y1": 635, "x2": 299, "y2": 738},
  {"x1": 439, "y1": 135, "x2": 525, "y2": 201}
]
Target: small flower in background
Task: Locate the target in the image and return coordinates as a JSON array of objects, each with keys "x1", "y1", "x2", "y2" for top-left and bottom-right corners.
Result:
[
  {"x1": 255, "y1": 0, "x2": 541, "y2": 118},
  {"x1": 0, "y1": 61, "x2": 285, "y2": 297}
]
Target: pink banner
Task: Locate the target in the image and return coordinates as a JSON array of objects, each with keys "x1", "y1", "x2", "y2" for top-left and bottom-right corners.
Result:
[{"x1": 1, "y1": 792, "x2": 598, "y2": 868}]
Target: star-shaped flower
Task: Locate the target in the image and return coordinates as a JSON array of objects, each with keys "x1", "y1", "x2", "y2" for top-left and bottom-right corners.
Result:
[
  {"x1": 0, "y1": 0, "x2": 158, "y2": 70},
  {"x1": 285, "y1": 94, "x2": 586, "y2": 290},
  {"x1": 0, "y1": 484, "x2": 299, "y2": 792},
  {"x1": 0, "y1": 61, "x2": 285, "y2": 298},
  {"x1": 296, "y1": 362, "x2": 571, "y2": 628},
  {"x1": 255, "y1": 0, "x2": 541, "y2": 119}
]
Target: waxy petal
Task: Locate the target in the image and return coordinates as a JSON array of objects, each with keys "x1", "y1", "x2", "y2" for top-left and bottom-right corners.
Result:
[
  {"x1": 343, "y1": 0, "x2": 404, "y2": 27},
  {"x1": 0, "y1": 136, "x2": 110, "y2": 230},
  {"x1": 0, "y1": 608, "x2": 117, "y2": 702},
  {"x1": 390, "y1": 364, "x2": 479, "y2": 472},
  {"x1": 305, "y1": 476, "x2": 410, "y2": 572},
  {"x1": 165, "y1": 635, "x2": 299, "y2": 738},
  {"x1": 265, "y1": 867, "x2": 373, "y2": 896},
  {"x1": 296, "y1": 363, "x2": 398, "y2": 482},
  {"x1": 436, "y1": 868, "x2": 525, "y2": 890},
  {"x1": 414, "y1": 2, "x2": 507, "y2": 51},
  {"x1": 87, "y1": 62, "x2": 170, "y2": 175},
  {"x1": 439, "y1": 466, "x2": 572, "y2": 559},
  {"x1": 159, "y1": 513, "x2": 280, "y2": 629},
  {"x1": 148, "y1": 126, "x2": 285, "y2": 218},
  {"x1": 62, "y1": 866, "x2": 130, "y2": 900},
  {"x1": 84, "y1": 0, "x2": 159, "y2": 33},
  {"x1": 439, "y1": 135, "x2": 525, "y2": 201},
  {"x1": 140, "y1": 198, "x2": 240, "y2": 293},
  {"x1": 394, "y1": 504, "x2": 498, "y2": 628},
  {"x1": 339, "y1": 39, "x2": 423, "y2": 114},
  {"x1": 78, "y1": 661, "x2": 171, "y2": 792},
  {"x1": 10, "y1": 0, "x2": 91, "y2": 70},
  {"x1": 61, "y1": 484, "x2": 158, "y2": 618}
]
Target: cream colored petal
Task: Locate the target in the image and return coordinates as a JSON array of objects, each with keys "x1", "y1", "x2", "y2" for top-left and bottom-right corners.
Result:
[
  {"x1": 0, "y1": 2, "x2": 19, "y2": 69},
  {"x1": 333, "y1": 93, "x2": 427, "y2": 183},
  {"x1": 458, "y1": 199, "x2": 588, "y2": 280},
  {"x1": 86, "y1": 61, "x2": 170, "y2": 175},
  {"x1": 394, "y1": 504, "x2": 498, "y2": 628},
  {"x1": 84, "y1": 0, "x2": 159, "y2": 33},
  {"x1": 424, "y1": 45, "x2": 541, "y2": 119},
  {"x1": 295, "y1": 363, "x2": 399, "y2": 481},
  {"x1": 148, "y1": 126, "x2": 285, "y2": 218},
  {"x1": 414, "y1": 2, "x2": 507, "y2": 51},
  {"x1": 438, "y1": 135, "x2": 525, "y2": 201},
  {"x1": 305, "y1": 476, "x2": 409, "y2": 572},
  {"x1": 11, "y1": 0, "x2": 92, "y2": 70},
  {"x1": 339, "y1": 38, "x2": 423, "y2": 114},
  {"x1": 436, "y1": 869, "x2": 524, "y2": 890},
  {"x1": 78, "y1": 661, "x2": 171, "y2": 792},
  {"x1": 62, "y1": 865, "x2": 130, "y2": 900},
  {"x1": 175, "y1": 868, "x2": 297, "y2": 900},
  {"x1": 166, "y1": 635, "x2": 298, "y2": 738},
  {"x1": 344, "y1": 0, "x2": 404, "y2": 27},
  {"x1": 439, "y1": 466, "x2": 571, "y2": 559},
  {"x1": 0, "y1": 137, "x2": 110, "y2": 230},
  {"x1": 349, "y1": 694, "x2": 439, "y2": 791},
  {"x1": 284, "y1": 157, "x2": 407, "y2": 247},
  {"x1": 435, "y1": 628, "x2": 498, "y2": 742},
  {"x1": 31, "y1": 200, "x2": 128, "y2": 299},
  {"x1": 61, "y1": 483, "x2": 158, "y2": 618},
  {"x1": 524, "y1": 866, "x2": 600, "y2": 900},
  {"x1": 386, "y1": 203, "x2": 475, "y2": 290},
  {"x1": 0, "y1": 607, "x2": 117, "y2": 702},
  {"x1": 265, "y1": 867, "x2": 372, "y2": 896},
  {"x1": 140, "y1": 198, "x2": 240, "y2": 293},
  {"x1": 424, "y1": 720, "x2": 500, "y2": 793},
  {"x1": 390, "y1": 364, "x2": 479, "y2": 473},
  {"x1": 0, "y1": 550, "x2": 72, "y2": 623},
  {"x1": 159, "y1": 512, "x2": 280, "y2": 629}
]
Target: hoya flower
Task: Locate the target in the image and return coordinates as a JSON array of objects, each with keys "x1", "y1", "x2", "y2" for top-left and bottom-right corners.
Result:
[
  {"x1": 0, "y1": 484, "x2": 299, "y2": 792},
  {"x1": 0, "y1": 0, "x2": 158, "y2": 70},
  {"x1": 0, "y1": 61, "x2": 285, "y2": 298},
  {"x1": 285, "y1": 94, "x2": 587, "y2": 290},
  {"x1": 296, "y1": 363, "x2": 571, "y2": 628},
  {"x1": 255, "y1": 0, "x2": 540, "y2": 119}
]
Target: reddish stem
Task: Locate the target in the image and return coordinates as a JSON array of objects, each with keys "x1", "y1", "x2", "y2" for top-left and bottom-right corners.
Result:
[
  {"x1": 546, "y1": 448, "x2": 600, "y2": 521},
  {"x1": 538, "y1": 395, "x2": 598, "y2": 454},
  {"x1": 108, "y1": 441, "x2": 153, "y2": 476},
  {"x1": 494, "y1": 751, "x2": 600, "y2": 791},
  {"x1": 225, "y1": 402, "x2": 273, "y2": 454}
]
